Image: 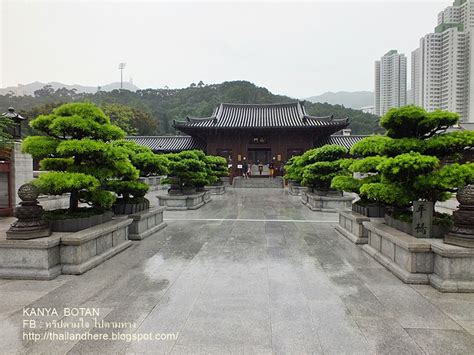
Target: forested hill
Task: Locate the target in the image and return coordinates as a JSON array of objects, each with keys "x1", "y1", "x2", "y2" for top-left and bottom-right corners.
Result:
[{"x1": 0, "y1": 81, "x2": 381, "y2": 135}]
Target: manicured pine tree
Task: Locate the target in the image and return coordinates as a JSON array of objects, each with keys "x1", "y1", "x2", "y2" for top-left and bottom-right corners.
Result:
[
  {"x1": 22, "y1": 102, "x2": 137, "y2": 213},
  {"x1": 332, "y1": 106, "x2": 474, "y2": 211}
]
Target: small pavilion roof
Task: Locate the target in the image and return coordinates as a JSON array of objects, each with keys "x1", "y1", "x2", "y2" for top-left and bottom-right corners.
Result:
[
  {"x1": 314, "y1": 135, "x2": 368, "y2": 150},
  {"x1": 125, "y1": 135, "x2": 205, "y2": 153}
]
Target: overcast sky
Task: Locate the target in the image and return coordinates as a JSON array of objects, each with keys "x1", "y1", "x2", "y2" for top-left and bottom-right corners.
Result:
[{"x1": 1, "y1": 0, "x2": 452, "y2": 98}]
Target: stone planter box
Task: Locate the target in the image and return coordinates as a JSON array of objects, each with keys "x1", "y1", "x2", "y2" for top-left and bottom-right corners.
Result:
[
  {"x1": 220, "y1": 177, "x2": 230, "y2": 185},
  {"x1": 352, "y1": 202, "x2": 385, "y2": 218},
  {"x1": 112, "y1": 199, "x2": 150, "y2": 215},
  {"x1": 429, "y1": 240, "x2": 474, "y2": 292},
  {"x1": 302, "y1": 192, "x2": 355, "y2": 212},
  {"x1": 60, "y1": 217, "x2": 133, "y2": 275},
  {"x1": 362, "y1": 221, "x2": 474, "y2": 293},
  {"x1": 48, "y1": 211, "x2": 113, "y2": 233},
  {"x1": 335, "y1": 210, "x2": 370, "y2": 244},
  {"x1": 139, "y1": 176, "x2": 159, "y2": 191},
  {"x1": 0, "y1": 217, "x2": 133, "y2": 279},
  {"x1": 157, "y1": 192, "x2": 207, "y2": 210},
  {"x1": 385, "y1": 215, "x2": 449, "y2": 239},
  {"x1": 362, "y1": 221, "x2": 433, "y2": 284},
  {"x1": 289, "y1": 185, "x2": 308, "y2": 196},
  {"x1": 128, "y1": 206, "x2": 167, "y2": 240},
  {"x1": 0, "y1": 235, "x2": 62, "y2": 280},
  {"x1": 203, "y1": 190, "x2": 212, "y2": 203},
  {"x1": 205, "y1": 184, "x2": 226, "y2": 195}
]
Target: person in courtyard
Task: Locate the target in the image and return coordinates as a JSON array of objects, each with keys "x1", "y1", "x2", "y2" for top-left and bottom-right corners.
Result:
[
  {"x1": 269, "y1": 159, "x2": 275, "y2": 179},
  {"x1": 248, "y1": 161, "x2": 253, "y2": 178},
  {"x1": 258, "y1": 160, "x2": 263, "y2": 176},
  {"x1": 242, "y1": 159, "x2": 249, "y2": 179}
]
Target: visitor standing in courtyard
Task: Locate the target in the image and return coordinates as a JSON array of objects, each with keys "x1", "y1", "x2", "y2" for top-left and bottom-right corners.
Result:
[
  {"x1": 269, "y1": 160, "x2": 275, "y2": 179},
  {"x1": 258, "y1": 160, "x2": 263, "y2": 176},
  {"x1": 242, "y1": 160, "x2": 249, "y2": 179}
]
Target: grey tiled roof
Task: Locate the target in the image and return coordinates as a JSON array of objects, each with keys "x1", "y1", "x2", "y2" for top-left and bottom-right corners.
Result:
[
  {"x1": 173, "y1": 102, "x2": 349, "y2": 130},
  {"x1": 125, "y1": 135, "x2": 206, "y2": 153},
  {"x1": 314, "y1": 135, "x2": 368, "y2": 150}
]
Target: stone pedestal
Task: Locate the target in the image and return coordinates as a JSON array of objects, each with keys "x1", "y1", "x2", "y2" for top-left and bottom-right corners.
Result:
[
  {"x1": 335, "y1": 210, "x2": 370, "y2": 244},
  {"x1": 157, "y1": 192, "x2": 207, "y2": 210},
  {"x1": 302, "y1": 192, "x2": 354, "y2": 212},
  {"x1": 60, "y1": 217, "x2": 133, "y2": 275},
  {"x1": 445, "y1": 185, "x2": 474, "y2": 248},
  {"x1": 128, "y1": 207, "x2": 167, "y2": 240},
  {"x1": 6, "y1": 184, "x2": 51, "y2": 240}
]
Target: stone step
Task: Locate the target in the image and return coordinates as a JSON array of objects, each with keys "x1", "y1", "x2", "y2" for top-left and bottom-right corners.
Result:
[{"x1": 233, "y1": 176, "x2": 284, "y2": 188}]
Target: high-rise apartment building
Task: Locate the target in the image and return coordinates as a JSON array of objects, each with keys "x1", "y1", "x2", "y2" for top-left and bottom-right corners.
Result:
[
  {"x1": 411, "y1": 0, "x2": 474, "y2": 122},
  {"x1": 374, "y1": 50, "x2": 407, "y2": 116}
]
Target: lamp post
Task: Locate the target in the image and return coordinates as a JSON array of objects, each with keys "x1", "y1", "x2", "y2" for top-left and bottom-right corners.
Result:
[
  {"x1": 1, "y1": 107, "x2": 25, "y2": 140},
  {"x1": 118, "y1": 62, "x2": 126, "y2": 89}
]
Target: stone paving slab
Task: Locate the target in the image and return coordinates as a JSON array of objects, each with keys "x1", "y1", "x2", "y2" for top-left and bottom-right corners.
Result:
[{"x1": 0, "y1": 188, "x2": 473, "y2": 353}]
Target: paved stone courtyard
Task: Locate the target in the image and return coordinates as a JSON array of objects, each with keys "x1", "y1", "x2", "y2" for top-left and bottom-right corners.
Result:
[{"x1": 1, "y1": 188, "x2": 474, "y2": 354}]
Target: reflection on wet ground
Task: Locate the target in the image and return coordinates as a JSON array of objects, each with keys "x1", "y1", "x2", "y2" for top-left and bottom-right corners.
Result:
[{"x1": 1, "y1": 188, "x2": 473, "y2": 354}]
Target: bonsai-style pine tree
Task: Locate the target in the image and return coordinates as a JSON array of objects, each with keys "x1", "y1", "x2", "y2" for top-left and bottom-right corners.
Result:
[
  {"x1": 301, "y1": 145, "x2": 348, "y2": 193},
  {"x1": 284, "y1": 156, "x2": 305, "y2": 184},
  {"x1": 163, "y1": 150, "x2": 208, "y2": 192},
  {"x1": 108, "y1": 140, "x2": 169, "y2": 204},
  {"x1": 204, "y1": 155, "x2": 228, "y2": 185},
  {"x1": 22, "y1": 102, "x2": 136, "y2": 213},
  {"x1": 332, "y1": 106, "x2": 474, "y2": 212}
]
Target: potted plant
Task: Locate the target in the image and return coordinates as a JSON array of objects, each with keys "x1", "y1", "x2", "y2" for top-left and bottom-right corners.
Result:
[
  {"x1": 331, "y1": 155, "x2": 386, "y2": 217},
  {"x1": 162, "y1": 150, "x2": 208, "y2": 195},
  {"x1": 22, "y1": 102, "x2": 132, "y2": 232},
  {"x1": 158, "y1": 150, "x2": 210, "y2": 210},
  {"x1": 108, "y1": 140, "x2": 169, "y2": 214},
  {"x1": 301, "y1": 145, "x2": 348, "y2": 195},
  {"x1": 342, "y1": 106, "x2": 474, "y2": 237},
  {"x1": 204, "y1": 155, "x2": 228, "y2": 194}
]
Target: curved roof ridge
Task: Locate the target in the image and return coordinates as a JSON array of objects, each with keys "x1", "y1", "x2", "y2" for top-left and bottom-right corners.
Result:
[
  {"x1": 220, "y1": 102, "x2": 300, "y2": 107},
  {"x1": 186, "y1": 116, "x2": 217, "y2": 123}
]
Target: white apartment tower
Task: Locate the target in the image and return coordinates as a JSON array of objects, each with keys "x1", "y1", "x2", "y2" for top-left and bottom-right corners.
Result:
[
  {"x1": 411, "y1": 0, "x2": 474, "y2": 122},
  {"x1": 374, "y1": 50, "x2": 407, "y2": 116}
]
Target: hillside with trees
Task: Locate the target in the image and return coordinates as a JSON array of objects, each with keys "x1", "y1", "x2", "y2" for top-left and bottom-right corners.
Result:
[{"x1": 0, "y1": 81, "x2": 381, "y2": 136}]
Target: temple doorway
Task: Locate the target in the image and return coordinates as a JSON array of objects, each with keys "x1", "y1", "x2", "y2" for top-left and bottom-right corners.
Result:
[{"x1": 247, "y1": 148, "x2": 271, "y2": 176}]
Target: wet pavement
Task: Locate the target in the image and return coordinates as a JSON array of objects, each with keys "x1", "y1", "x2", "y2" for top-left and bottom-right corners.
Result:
[{"x1": 1, "y1": 188, "x2": 474, "y2": 354}]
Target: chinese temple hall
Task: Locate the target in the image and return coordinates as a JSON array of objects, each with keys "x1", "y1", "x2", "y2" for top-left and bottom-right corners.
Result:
[{"x1": 127, "y1": 102, "x2": 366, "y2": 177}]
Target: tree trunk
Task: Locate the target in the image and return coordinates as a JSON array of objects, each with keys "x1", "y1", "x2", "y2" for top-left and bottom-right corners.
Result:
[{"x1": 69, "y1": 190, "x2": 79, "y2": 212}]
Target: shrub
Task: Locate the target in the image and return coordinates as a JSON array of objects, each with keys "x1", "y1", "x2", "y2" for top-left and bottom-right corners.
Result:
[
  {"x1": 22, "y1": 102, "x2": 135, "y2": 212},
  {"x1": 163, "y1": 150, "x2": 208, "y2": 190},
  {"x1": 299, "y1": 145, "x2": 348, "y2": 191},
  {"x1": 204, "y1": 155, "x2": 228, "y2": 185},
  {"x1": 333, "y1": 106, "x2": 474, "y2": 211}
]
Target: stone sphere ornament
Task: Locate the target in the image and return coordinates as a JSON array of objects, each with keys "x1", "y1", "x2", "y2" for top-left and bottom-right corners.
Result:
[
  {"x1": 18, "y1": 183, "x2": 40, "y2": 203},
  {"x1": 456, "y1": 184, "x2": 474, "y2": 207},
  {"x1": 6, "y1": 184, "x2": 51, "y2": 240}
]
